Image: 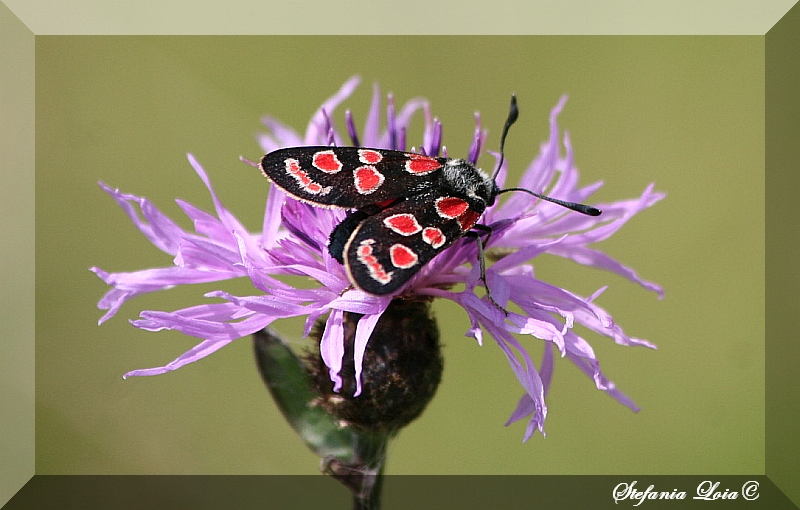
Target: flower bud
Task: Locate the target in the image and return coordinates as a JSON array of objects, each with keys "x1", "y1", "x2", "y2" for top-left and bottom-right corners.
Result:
[{"x1": 308, "y1": 299, "x2": 443, "y2": 435}]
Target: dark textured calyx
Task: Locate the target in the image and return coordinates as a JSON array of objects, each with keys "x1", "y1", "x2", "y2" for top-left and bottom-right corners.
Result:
[{"x1": 307, "y1": 299, "x2": 443, "y2": 435}]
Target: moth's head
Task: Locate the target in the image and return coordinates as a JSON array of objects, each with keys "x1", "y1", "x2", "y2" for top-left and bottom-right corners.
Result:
[
  {"x1": 483, "y1": 174, "x2": 501, "y2": 207},
  {"x1": 442, "y1": 159, "x2": 497, "y2": 206}
]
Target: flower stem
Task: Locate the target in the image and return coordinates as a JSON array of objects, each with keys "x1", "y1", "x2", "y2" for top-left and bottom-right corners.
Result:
[
  {"x1": 324, "y1": 431, "x2": 387, "y2": 510},
  {"x1": 253, "y1": 327, "x2": 389, "y2": 508}
]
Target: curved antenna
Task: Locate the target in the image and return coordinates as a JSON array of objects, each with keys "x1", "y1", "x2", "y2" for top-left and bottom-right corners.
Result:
[
  {"x1": 498, "y1": 187, "x2": 601, "y2": 216},
  {"x1": 490, "y1": 95, "x2": 601, "y2": 217},
  {"x1": 491, "y1": 95, "x2": 519, "y2": 181}
]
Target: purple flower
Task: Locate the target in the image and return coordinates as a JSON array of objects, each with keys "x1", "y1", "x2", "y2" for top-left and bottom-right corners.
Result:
[{"x1": 93, "y1": 76, "x2": 663, "y2": 442}]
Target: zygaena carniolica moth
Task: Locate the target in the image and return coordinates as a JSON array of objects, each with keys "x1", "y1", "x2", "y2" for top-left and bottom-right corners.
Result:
[{"x1": 259, "y1": 96, "x2": 600, "y2": 302}]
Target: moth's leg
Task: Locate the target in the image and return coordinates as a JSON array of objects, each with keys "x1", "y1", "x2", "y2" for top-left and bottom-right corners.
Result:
[{"x1": 465, "y1": 224, "x2": 507, "y2": 315}]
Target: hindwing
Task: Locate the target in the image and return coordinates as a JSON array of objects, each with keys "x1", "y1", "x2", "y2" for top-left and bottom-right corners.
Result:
[{"x1": 342, "y1": 191, "x2": 487, "y2": 294}]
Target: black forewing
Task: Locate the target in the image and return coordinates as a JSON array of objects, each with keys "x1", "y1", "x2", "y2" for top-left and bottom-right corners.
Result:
[
  {"x1": 343, "y1": 191, "x2": 484, "y2": 294},
  {"x1": 259, "y1": 146, "x2": 446, "y2": 208}
]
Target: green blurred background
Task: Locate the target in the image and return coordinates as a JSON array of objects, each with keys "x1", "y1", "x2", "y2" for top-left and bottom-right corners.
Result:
[{"x1": 35, "y1": 37, "x2": 763, "y2": 475}]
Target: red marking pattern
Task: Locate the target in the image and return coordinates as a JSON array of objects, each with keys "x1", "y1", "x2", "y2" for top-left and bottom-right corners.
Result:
[
  {"x1": 374, "y1": 199, "x2": 398, "y2": 209},
  {"x1": 383, "y1": 213, "x2": 422, "y2": 236},
  {"x1": 435, "y1": 196, "x2": 469, "y2": 219},
  {"x1": 285, "y1": 158, "x2": 330, "y2": 195},
  {"x1": 457, "y1": 209, "x2": 481, "y2": 231},
  {"x1": 389, "y1": 244, "x2": 419, "y2": 269},
  {"x1": 405, "y1": 154, "x2": 441, "y2": 175},
  {"x1": 422, "y1": 227, "x2": 446, "y2": 249},
  {"x1": 312, "y1": 150, "x2": 342, "y2": 173},
  {"x1": 359, "y1": 149, "x2": 383, "y2": 165},
  {"x1": 356, "y1": 239, "x2": 392, "y2": 284},
  {"x1": 354, "y1": 165, "x2": 385, "y2": 194}
]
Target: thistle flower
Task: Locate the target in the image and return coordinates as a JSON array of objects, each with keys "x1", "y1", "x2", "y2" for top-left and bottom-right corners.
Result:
[{"x1": 93, "y1": 75, "x2": 663, "y2": 443}]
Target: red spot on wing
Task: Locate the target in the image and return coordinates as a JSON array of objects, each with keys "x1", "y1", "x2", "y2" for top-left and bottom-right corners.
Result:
[
  {"x1": 383, "y1": 213, "x2": 422, "y2": 236},
  {"x1": 312, "y1": 150, "x2": 342, "y2": 173},
  {"x1": 354, "y1": 166, "x2": 385, "y2": 194},
  {"x1": 457, "y1": 209, "x2": 481, "y2": 231},
  {"x1": 306, "y1": 182, "x2": 324, "y2": 194},
  {"x1": 286, "y1": 159, "x2": 304, "y2": 179},
  {"x1": 389, "y1": 244, "x2": 419, "y2": 269},
  {"x1": 359, "y1": 149, "x2": 383, "y2": 164},
  {"x1": 356, "y1": 240, "x2": 392, "y2": 284},
  {"x1": 374, "y1": 199, "x2": 398, "y2": 209},
  {"x1": 284, "y1": 158, "x2": 331, "y2": 195},
  {"x1": 422, "y1": 227, "x2": 446, "y2": 249},
  {"x1": 435, "y1": 197, "x2": 469, "y2": 219},
  {"x1": 405, "y1": 154, "x2": 441, "y2": 175}
]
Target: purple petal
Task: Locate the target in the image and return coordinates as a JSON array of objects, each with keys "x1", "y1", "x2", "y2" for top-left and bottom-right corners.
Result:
[
  {"x1": 566, "y1": 349, "x2": 640, "y2": 412},
  {"x1": 549, "y1": 245, "x2": 664, "y2": 298},
  {"x1": 486, "y1": 322, "x2": 547, "y2": 440},
  {"x1": 259, "y1": 117, "x2": 302, "y2": 150},
  {"x1": 327, "y1": 290, "x2": 391, "y2": 315},
  {"x1": 304, "y1": 75, "x2": 361, "y2": 145},
  {"x1": 505, "y1": 394, "x2": 536, "y2": 426},
  {"x1": 505, "y1": 312, "x2": 566, "y2": 353},
  {"x1": 320, "y1": 309, "x2": 345, "y2": 392},
  {"x1": 186, "y1": 154, "x2": 251, "y2": 240},
  {"x1": 131, "y1": 298, "x2": 291, "y2": 337},
  {"x1": 394, "y1": 98, "x2": 426, "y2": 134},
  {"x1": 386, "y1": 93, "x2": 397, "y2": 150},
  {"x1": 378, "y1": 96, "x2": 427, "y2": 150},
  {"x1": 319, "y1": 108, "x2": 336, "y2": 146},
  {"x1": 98, "y1": 182, "x2": 185, "y2": 255},
  {"x1": 261, "y1": 183, "x2": 286, "y2": 249},
  {"x1": 124, "y1": 337, "x2": 233, "y2": 378},
  {"x1": 420, "y1": 102, "x2": 433, "y2": 155},
  {"x1": 507, "y1": 276, "x2": 656, "y2": 349},
  {"x1": 397, "y1": 126, "x2": 407, "y2": 152},
  {"x1": 124, "y1": 305, "x2": 276, "y2": 377},
  {"x1": 229, "y1": 232, "x2": 303, "y2": 295},
  {"x1": 362, "y1": 82, "x2": 382, "y2": 147},
  {"x1": 467, "y1": 111, "x2": 483, "y2": 165},
  {"x1": 93, "y1": 283, "x2": 134, "y2": 325},
  {"x1": 451, "y1": 291, "x2": 548, "y2": 440},
  {"x1": 540, "y1": 340, "x2": 555, "y2": 394},
  {"x1": 345, "y1": 110, "x2": 361, "y2": 147},
  {"x1": 484, "y1": 270, "x2": 511, "y2": 307},
  {"x1": 271, "y1": 262, "x2": 348, "y2": 290},
  {"x1": 174, "y1": 236, "x2": 242, "y2": 269},
  {"x1": 92, "y1": 266, "x2": 241, "y2": 324},
  {"x1": 428, "y1": 119, "x2": 442, "y2": 157},
  {"x1": 488, "y1": 235, "x2": 567, "y2": 273},
  {"x1": 507, "y1": 277, "x2": 602, "y2": 328},
  {"x1": 506, "y1": 340, "x2": 557, "y2": 440},
  {"x1": 206, "y1": 290, "x2": 312, "y2": 316},
  {"x1": 122, "y1": 312, "x2": 265, "y2": 378},
  {"x1": 352, "y1": 312, "x2": 382, "y2": 397}
]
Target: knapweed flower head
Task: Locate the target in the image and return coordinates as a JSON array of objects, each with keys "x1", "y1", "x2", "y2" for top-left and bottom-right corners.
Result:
[{"x1": 93, "y1": 76, "x2": 663, "y2": 442}]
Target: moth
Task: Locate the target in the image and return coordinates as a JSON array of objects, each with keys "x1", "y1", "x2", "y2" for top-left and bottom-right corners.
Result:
[{"x1": 259, "y1": 96, "x2": 600, "y2": 299}]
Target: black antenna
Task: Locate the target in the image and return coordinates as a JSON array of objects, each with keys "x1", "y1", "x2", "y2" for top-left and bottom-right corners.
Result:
[
  {"x1": 492, "y1": 95, "x2": 519, "y2": 181},
  {"x1": 493, "y1": 95, "x2": 601, "y2": 217},
  {"x1": 498, "y1": 187, "x2": 601, "y2": 216}
]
